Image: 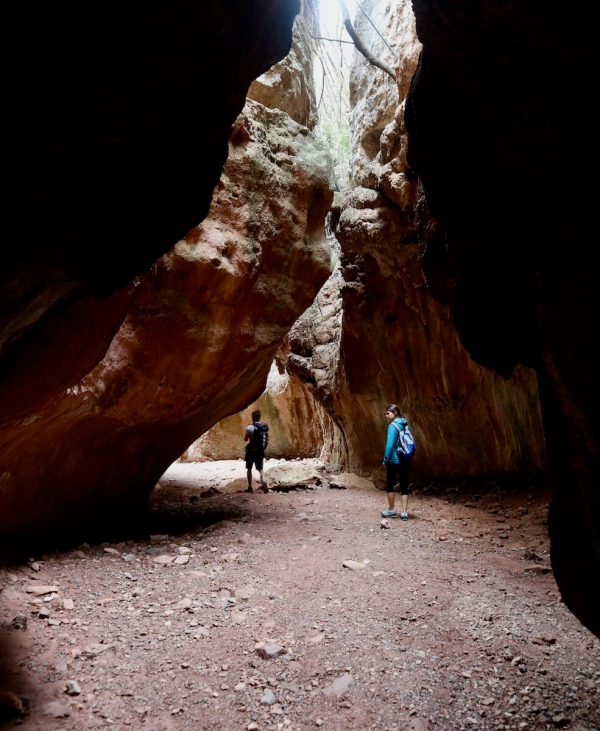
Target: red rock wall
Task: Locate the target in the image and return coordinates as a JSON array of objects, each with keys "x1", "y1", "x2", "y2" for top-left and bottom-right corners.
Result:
[
  {"x1": 286, "y1": 0, "x2": 546, "y2": 482},
  {"x1": 0, "y1": 0, "x2": 299, "y2": 434},
  {"x1": 288, "y1": 248, "x2": 546, "y2": 481},
  {"x1": 0, "y1": 101, "x2": 333, "y2": 543}
]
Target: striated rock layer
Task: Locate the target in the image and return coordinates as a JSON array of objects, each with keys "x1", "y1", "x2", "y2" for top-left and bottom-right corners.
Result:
[
  {"x1": 0, "y1": 0, "x2": 300, "y2": 432},
  {"x1": 287, "y1": 0, "x2": 545, "y2": 481},
  {"x1": 0, "y1": 100, "x2": 333, "y2": 543},
  {"x1": 406, "y1": 0, "x2": 599, "y2": 633}
]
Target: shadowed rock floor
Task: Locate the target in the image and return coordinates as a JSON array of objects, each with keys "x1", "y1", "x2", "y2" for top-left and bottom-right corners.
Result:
[{"x1": 0, "y1": 462, "x2": 598, "y2": 730}]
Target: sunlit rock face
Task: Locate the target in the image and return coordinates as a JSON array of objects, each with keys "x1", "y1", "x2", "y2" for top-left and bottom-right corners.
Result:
[
  {"x1": 248, "y1": 0, "x2": 319, "y2": 130},
  {"x1": 349, "y1": 0, "x2": 421, "y2": 186},
  {"x1": 406, "y1": 0, "x2": 599, "y2": 635},
  {"x1": 0, "y1": 0, "x2": 300, "y2": 432},
  {"x1": 287, "y1": 0, "x2": 546, "y2": 481},
  {"x1": 0, "y1": 100, "x2": 333, "y2": 542}
]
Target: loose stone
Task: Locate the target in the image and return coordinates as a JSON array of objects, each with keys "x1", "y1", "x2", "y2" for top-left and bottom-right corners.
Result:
[{"x1": 65, "y1": 680, "x2": 81, "y2": 696}]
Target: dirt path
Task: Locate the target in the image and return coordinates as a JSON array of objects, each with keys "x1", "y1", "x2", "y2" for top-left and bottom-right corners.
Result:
[{"x1": 1, "y1": 461, "x2": 598, "y2": 731}]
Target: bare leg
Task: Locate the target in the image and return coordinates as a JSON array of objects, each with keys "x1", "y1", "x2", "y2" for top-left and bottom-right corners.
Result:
[
  {"x1": 258, "y1": 468, "x2": 268, "y2": 492},
  {"x1": 387, "y1": 492, "x2": 395, "y2": 510},
  {"x1": 401, "y1": 493, "x2": 409, "y2": 514},
  {"x1": 246, "y1": 469, "x2": 253, "y2": 489}
]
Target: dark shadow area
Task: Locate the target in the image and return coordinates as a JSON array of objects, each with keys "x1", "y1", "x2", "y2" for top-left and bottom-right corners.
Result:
[
  {"x1": 0, "y1": 499, "x2": 248, "y2": 568},
  {"x1": 0, "y1": 626, "x2": 33, "y2": 725},
  {"x1": 410, "y1": 470, "x2": 549, "y2": 504}
]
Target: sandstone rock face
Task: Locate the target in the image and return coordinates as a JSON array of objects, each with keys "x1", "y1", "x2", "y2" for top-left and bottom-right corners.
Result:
[
  {"x1": 0, "y1": 0, "x2": 300, "y2": 433},
  {"x1": 248, "y1": 0, "x2": 318, "y2": 130},
  {"x1": 289, "y1": 245, "x2": 546, "y2": 479},
  {"x1": 0, "y1": 100, "x2": 333, "y2": 542},
  {"x1": 406, "y1": 0, "x2": 599, "y2": 636},
  {"x1": 181, "y1": 361, "x2": 325, "y2": 461},
  {"x1": 287, "y1": 0, "x2": 546, "y2": 482},
  {"x1": 349, "y1": 0, "x2": 421, "y2": 186}
]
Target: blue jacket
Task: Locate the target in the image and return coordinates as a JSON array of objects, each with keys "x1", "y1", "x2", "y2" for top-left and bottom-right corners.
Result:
[{"x1": 383, "y1": 417, "x2": 408, "y2": 464}]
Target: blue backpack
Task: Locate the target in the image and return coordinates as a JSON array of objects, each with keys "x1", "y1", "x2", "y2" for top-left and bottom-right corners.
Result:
[{"x1": 392, "y1": 421, "x2": 416, "y2": 461}]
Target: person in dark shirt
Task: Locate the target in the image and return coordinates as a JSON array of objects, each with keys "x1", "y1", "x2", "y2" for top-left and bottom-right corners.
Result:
[{"x1": 244, "y1": 409, "x2": 269, "y2": 493}]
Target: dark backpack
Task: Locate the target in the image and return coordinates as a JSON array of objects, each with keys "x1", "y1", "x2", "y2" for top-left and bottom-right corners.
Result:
[
  {"x1": 391, "y1": 421, "x2": 416, "y2": 461},
  {"x1": 251, "y1": 422, "x2": 269, "y2": 451}
]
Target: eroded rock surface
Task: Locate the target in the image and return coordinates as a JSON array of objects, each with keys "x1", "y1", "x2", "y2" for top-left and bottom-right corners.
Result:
[
  {"x1": 0, "y1": 0, "x2": 300, "y2": 429},
  {"x1": 349, "y1": 0, "x2": 420, "y2": 186},
  {"x1": 406, "y1": 0, "x2": 600, "y2": 635},
  {"x1": 248, "y1": 0, "x2": 319, "y2": 130},
  {"x1": 288, "y1": 246, "x2": 546, "y2": 479},
  {"x1": 0, "y1": 100, "x2": 333, "y2": 544},
  {"x1": 287, "y1": 0, "x2": 545, "y2": 482}
]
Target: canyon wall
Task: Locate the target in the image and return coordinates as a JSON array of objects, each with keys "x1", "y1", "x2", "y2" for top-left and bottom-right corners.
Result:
[
  {"x1": 406, "y1": 0, "x2": 599, "y2": 635},
  {"x1": 0, "y1": 0, "x2": 300, "y2": 431},
  {"x1": 248, "y1": 0, "x2": 319, "y2": 130},
  {"x1": 178, "y1": 0, "x2": 328, "y2": 465},
  {"x1": 0, "y1": 100, "x2": 333, "y2": 543},
  {"x1": 287, "y1": 0, "x2": 546, "y2": 481},
  {"x1": 349, "y1": 0, "x2": 418, "y2": 186}
]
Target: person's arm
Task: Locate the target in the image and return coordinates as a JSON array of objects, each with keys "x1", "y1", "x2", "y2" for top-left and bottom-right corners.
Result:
[
  {"x1": 383, "y1": 423, "x2": 397, "y2": 464},
  {"x1": 244, "y1": 424, "x2": 253, "y2": 443}
]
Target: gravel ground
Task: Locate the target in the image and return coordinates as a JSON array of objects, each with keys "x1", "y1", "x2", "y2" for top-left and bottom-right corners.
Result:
[{"x1": 0, "y1": 460, "x2": 598, "y2": 731}]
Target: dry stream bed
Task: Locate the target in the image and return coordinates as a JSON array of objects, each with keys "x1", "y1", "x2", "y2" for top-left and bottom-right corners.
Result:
[{"x1": 1, "y1": 460, "x2": 598, "y2": 731}]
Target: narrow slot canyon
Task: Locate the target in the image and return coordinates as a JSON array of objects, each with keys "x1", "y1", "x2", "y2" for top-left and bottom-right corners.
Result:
[{"x1": 0, "y1": 1, "x2": 598, "y2": 730}]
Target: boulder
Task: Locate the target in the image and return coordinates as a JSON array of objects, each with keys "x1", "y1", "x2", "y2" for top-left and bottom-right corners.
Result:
[
  {"x1": 255, "y1": 642, "x2": 286, "y2": 659},
  {"x1": 263, "y1": 463, "x2": 321, "y2": 490},
  {"x1": 322, "y1": 673, "x2": 354, "y2": 699},
  {"x1": 328, "y1": 473, "x2": 375, "y2": 490},
  {"x1": 343, "y1": 560, "x2": 367, "y2": 571}
]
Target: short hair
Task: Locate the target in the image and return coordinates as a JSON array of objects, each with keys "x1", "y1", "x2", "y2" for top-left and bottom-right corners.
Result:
[
  {"x1": 386, "y1": 403, "x2": 401, "y2": 417},
  {"x1": 252, "y1": 409, "x2": 262, "y2": 422}
]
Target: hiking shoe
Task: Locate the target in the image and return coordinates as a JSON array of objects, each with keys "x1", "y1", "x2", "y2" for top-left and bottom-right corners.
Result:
[
  {"x1": 245, "y1": 487, "x2": 253, "y2": 493},
  {"x1": 401, "y1": 512, "x2": 408, "y2": 521},
  {"x1": 381, "y1": 509, "x2": 397, "y2": 518},
  {"x1": 260, "y1": 480, "x2": 269, "y2": 494}
]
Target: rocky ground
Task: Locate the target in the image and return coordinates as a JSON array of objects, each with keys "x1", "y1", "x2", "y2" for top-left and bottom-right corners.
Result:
[{"x1": 1, "y1": 459, "x2": 598, "y2": 731}]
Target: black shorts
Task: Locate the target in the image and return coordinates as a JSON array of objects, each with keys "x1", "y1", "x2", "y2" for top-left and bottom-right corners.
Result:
[
  {"x1": 386, "y1": 462, "x2": 411, "y2": 494},
  {"x1": 245, "y1": 450, "x2": 264, "y2": 471}
]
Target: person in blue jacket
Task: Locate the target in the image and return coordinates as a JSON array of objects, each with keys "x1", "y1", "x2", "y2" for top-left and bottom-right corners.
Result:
[{"x1": 382, "y1": 403, "x2": 411, "y2": 520}]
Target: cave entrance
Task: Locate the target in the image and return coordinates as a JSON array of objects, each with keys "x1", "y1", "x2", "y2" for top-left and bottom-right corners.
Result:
[
  {"x1": 153, "y1": 356, "x2": 331, "y2": 514},
  {"x1": 177, "y1": 362, "x2": 325, "y2": 466}
]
